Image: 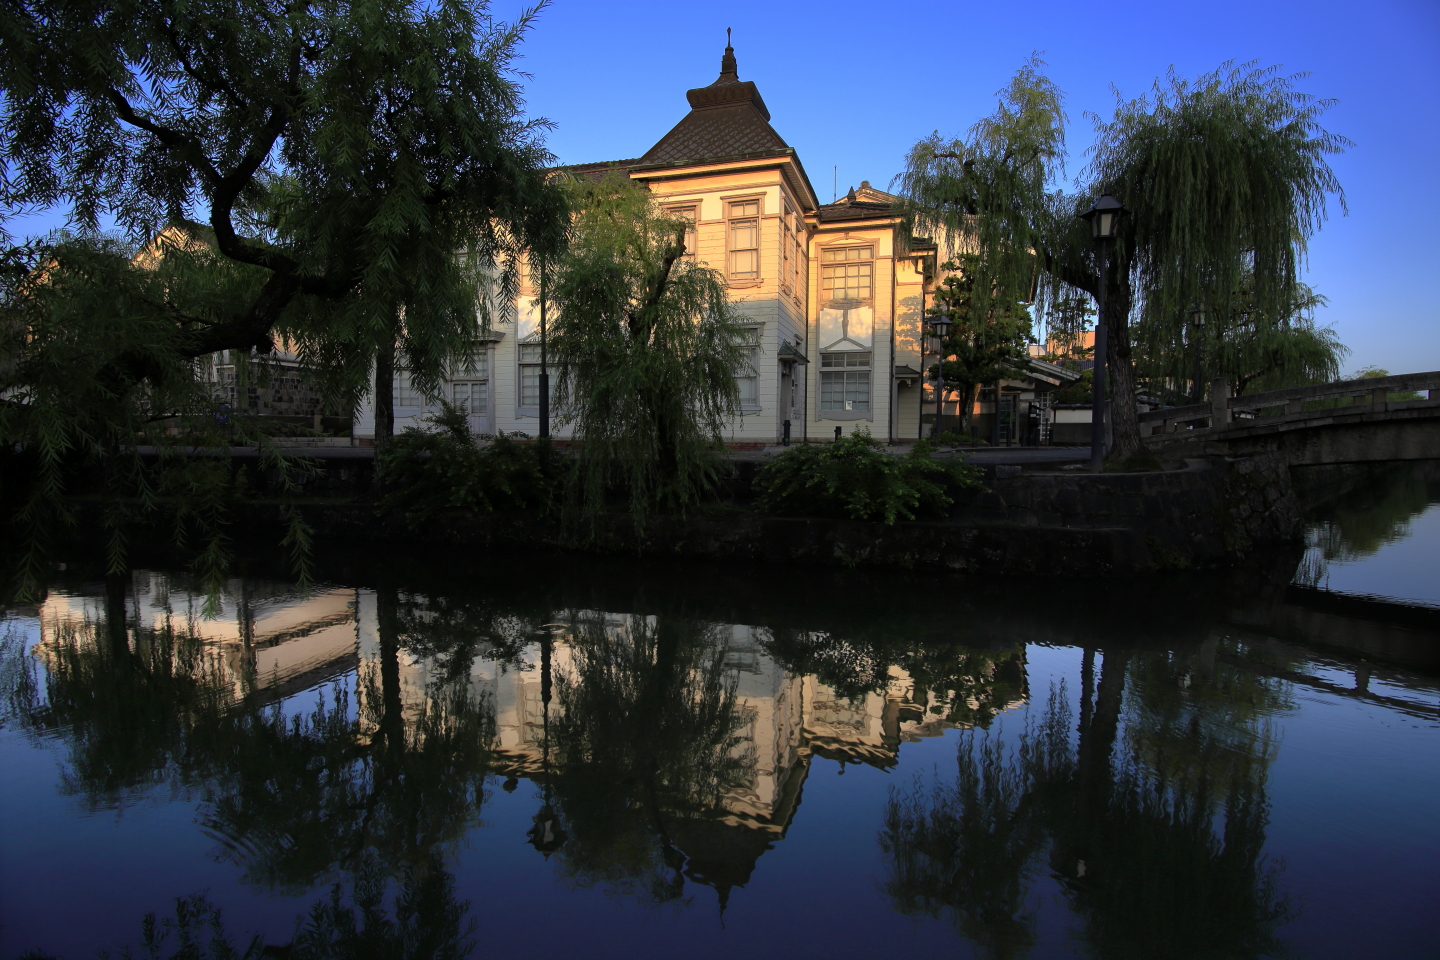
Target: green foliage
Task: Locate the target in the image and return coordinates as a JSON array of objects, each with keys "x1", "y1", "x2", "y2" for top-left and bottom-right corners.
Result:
[
  {"x1": 0, "y1": 235, "x2": 323, "y2": 598},
  {"x1": 1354, "y1": 366, "x2": 1423, "y2": 402},
  {"x1": 1, "y1": 0, "x2": 569, "y2": 592},
  {"x1": 375, "y1": 404, "x2": 565, "y2": 523},
  {"x1": 755, "y1": 431, "x2": 981, "y2": 524},
  {"x1": 930, "y1": 255, "x2": 1035, "y2": 429},
  {"x1": 1052, "y1": 368, "x2": 1093, "y2": 404},
  {"x1": 1134, "y1": 271, "x2": 1347, "y2": 400},
  {"x1": 548, "y1": 173, "x2": 747, "y2": 520},
  {"x1": 895, "y1": 57, "x2": 1349, "y2": 458}
]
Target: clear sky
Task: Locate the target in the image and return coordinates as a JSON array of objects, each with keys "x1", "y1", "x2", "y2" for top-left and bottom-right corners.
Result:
[
  {"x1": 11, "y1": 0, "x2": 1436, "y2": 374},
  {"x1": 490, "y1": 0, "x2": 1439, "y2": 375}
]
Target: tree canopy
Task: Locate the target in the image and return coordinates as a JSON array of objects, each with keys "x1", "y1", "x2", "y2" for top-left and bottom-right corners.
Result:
[
  {"x1": 1, "y1": 0, "x2": 570, "y2": 591},
  {"x1": 928, "y1": 254, "x2": 1035, "y2": 434},
  {"x1": 548, "y1": 173, "x2": 747, "y2": 520},
  {"x1": 895, "y1": 58, "x2": 1349, "y2": 459}
]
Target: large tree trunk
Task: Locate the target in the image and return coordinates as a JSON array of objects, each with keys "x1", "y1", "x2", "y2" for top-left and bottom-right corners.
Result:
[{"x1": 1105, "y1": 271, "x2": 1144, "y2": 461}]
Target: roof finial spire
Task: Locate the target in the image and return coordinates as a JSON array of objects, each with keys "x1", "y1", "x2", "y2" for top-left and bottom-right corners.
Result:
[{"x1": 718, "y1": 28, "x2": 737, "y2": 82}]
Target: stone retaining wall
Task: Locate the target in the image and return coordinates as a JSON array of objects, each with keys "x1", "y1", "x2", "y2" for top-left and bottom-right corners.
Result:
[{"x1": 226, "y1": 454, "x2": 1301, "y2": 577}]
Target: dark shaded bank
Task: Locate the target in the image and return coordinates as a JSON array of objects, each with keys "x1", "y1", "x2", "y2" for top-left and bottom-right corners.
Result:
[
  {"x1": 213, "y1": 454, "x2": 1300, "y2": 576},
  {"x1": 38, "y1": 525, "x2": 1438, "y2": 676}
]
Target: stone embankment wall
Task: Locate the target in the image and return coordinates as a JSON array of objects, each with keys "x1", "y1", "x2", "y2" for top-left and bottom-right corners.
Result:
[{"x1": 238, "y1": 454, "x2": 1302, "y2": 577}]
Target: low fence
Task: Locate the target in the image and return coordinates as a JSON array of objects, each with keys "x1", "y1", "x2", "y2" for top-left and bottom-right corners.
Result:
[{"x1": 1137, "y1": 371, "x2": 1440, "y2": 438}]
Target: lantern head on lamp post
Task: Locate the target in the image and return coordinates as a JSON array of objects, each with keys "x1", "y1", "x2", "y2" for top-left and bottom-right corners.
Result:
[
  {"x1": 1080, "y1": 194, "x2": 1126, "y2": 241},
  {"x1": 1077, "y1": 194, "x2": 1127, "y2": 472},
  {"x1": 927, "y1": 311, "x2": 953, "y2": 437}
]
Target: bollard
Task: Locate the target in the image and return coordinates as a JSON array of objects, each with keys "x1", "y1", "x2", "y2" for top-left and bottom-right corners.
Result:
[
  {"x1": 834, "y1": 426, "x2": 842, "y2": 442},
  {"x1": 782, "y1": 420, "x2": 791, "y2": 446}
]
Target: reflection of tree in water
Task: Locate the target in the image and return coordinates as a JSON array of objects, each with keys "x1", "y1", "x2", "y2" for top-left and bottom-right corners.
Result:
[
  {"x1": 882, "y1": 645, "x2": 1294, "y2": 960},
  {"x1": 8, "y1": 581, "x2": 500, "y2": 900},
  {"x1": 1296, "y1": 462, "x2": 1440, "y2": 588},
  {"x1": 545, "y1": 611, "x2": 756, "y2": 907}
]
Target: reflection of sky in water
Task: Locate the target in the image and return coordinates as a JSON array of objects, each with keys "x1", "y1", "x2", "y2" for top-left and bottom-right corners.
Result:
[{"x1": 1300, "y1": 504, "x2": 1440, "y2": 606}]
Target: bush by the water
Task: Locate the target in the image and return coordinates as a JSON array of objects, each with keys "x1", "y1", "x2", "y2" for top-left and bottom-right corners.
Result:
[
  {"x1": 755, "y1": 432, "x2": 981, "y2": 523},
  {"x1": 376, "y1": 405, "x2": 565, "y2": 522}
]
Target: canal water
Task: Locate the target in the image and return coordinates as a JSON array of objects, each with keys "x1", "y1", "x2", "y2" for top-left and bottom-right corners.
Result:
[{"x1": 2, "y1": 464, "x2": 1437, "y2": 959}]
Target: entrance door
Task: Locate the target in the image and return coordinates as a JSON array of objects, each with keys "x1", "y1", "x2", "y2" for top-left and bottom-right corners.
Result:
[{"x1": 999, "y1": 394, "x2": 1018, "y2": 445}]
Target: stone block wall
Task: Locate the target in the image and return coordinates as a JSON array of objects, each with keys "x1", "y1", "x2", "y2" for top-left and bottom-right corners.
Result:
[{"x1": 968, "y1": 454, "x2": 1302, "y2": 568}]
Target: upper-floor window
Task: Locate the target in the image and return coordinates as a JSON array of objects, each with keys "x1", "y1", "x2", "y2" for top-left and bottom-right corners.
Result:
[
  {"x1": 788, "y1": 206, "x2": 806, "y2": 298},
  {"x1": 821, "y1": 246, "x2": 873, "y2": 304},
  {"x1": 666, "y1": 205, "x2": 698, "y2": 258},
  {"x1": 781, "y1": 203, "x2": 797, "y2": 296},
  {"x1": 728, "y1": 200, "x2": 760, "y2": 281}
]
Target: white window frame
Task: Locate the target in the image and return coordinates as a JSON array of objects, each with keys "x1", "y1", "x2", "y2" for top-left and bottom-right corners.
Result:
[
  {"x1": 736, "y1": 325, "x2": 762, "y2": 413},
  {"x1": 819, "y1": 351, "x2": 873, "y2": 417},
  {"x1": 726, "y1": 198, "x2": 762, "y2": 284}
]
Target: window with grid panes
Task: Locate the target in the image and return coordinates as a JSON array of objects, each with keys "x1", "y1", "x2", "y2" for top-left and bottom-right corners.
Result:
[
  {"x1": 820, "y1": 351, "x2": 871, "y2": 411},
  {"x1": 792, "y1": 209, "x2": 806, "y2": 296},
  {"x1": 451, "y1": 350, "x2": 488, "y2": 415},
  {"x1": 666, "y1": 205, "x2": 697, "y2": 258},
  {"x1": 736, "y1": 327, "x2": 760, "y2": 407},
  {"x1": 395, "y1": 367, "x2": 434, "y2": 408},
  {"x1": 728, "y1": 200, "x2": 760, "y2": 280},
  {"x1": 781, "y1": 205, "x2": 793, "y2": 294},
  {"x1": 518, "y1": 342, "x2": 544, "y2": 408},
  {"x1": 821, "y1": 246, "x2": 873, "y2": 303}
]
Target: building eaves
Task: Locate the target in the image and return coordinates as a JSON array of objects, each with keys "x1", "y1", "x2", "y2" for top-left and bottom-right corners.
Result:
[{"x1": 553, "y1": 158, "x2": 644, "y2": 182}]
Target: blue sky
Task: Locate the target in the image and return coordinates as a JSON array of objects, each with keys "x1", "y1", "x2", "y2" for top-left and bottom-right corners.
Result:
[
  {"x1": 11, "y1": 0, "x2": 1436, "y2": 373},
  {"x1": 492, "y1": 0, "x2": 1439, "y2": 374}
]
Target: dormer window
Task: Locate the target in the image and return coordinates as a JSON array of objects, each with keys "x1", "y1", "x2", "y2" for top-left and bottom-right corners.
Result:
[
  {"x1": 821, "y1": 246, "x2": 873, "y2": 304},
  {"x1": 728, "y1": 200, "x2": 760, "y2": 281}
]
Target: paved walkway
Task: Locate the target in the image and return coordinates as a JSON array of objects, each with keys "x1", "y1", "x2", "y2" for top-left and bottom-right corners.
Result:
[
  {"x1": 733, "y1": 444, "x2": 1089, "y2": 465},
  {"x1": 139, "y1": 441, "x2": 1090, "y2": 466}
]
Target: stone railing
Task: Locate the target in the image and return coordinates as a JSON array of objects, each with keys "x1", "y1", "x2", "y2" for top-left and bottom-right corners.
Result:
[{"x1": 1138, "y1": 371, "x2": 1440, "y2": 437}]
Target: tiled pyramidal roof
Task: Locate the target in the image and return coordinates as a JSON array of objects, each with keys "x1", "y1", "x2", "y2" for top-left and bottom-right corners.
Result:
[{"x1": 637, "y1": 43, "x2": 791, "y2": 167}]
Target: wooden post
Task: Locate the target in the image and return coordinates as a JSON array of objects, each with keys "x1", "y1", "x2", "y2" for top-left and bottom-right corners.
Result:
[{"x1": 1209, "y1": 378, "x2": 1231, "y2": 429}]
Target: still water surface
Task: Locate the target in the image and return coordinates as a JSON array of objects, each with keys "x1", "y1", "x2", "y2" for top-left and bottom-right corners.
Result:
[{"x1": 2, "y1": 465, "x2": 1438, "y2": 959}]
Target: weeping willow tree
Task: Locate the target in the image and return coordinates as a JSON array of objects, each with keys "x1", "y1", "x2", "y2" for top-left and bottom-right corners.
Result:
[
  {"x1": 896, "y1": 58, "x2": 1348, "y2": 460},
  {"x1": 1134, "y1": 272, "x2": 1346, "y2": 399},
  {"x1": 548, "y1": 173, "x2": 747, "y2": 520},
  {"x1": 0, "y1": 0, "x2": 569, "y2": 596}
]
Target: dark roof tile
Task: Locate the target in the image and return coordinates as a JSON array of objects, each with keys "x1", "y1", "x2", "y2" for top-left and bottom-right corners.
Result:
[{"x1": 638, "y1": 45, "x2": 791, "y2": 168}]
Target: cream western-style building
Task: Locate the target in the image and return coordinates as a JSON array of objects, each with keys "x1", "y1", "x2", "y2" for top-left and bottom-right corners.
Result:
[{"x1": 354, "y1": 43, "x2": 949, "y2": 446}]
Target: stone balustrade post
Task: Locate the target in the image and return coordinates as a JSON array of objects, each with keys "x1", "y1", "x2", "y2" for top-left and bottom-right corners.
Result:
[
  {"x1": 1372, "y1": 386, "x2": 1389, "y2": 409},
  {"x1": 1210, "y1": 378, "x2": 1231, "y2": 429},
  {"x1": 1286, "y1": 398, "x2": 1303, "y2": 415}
]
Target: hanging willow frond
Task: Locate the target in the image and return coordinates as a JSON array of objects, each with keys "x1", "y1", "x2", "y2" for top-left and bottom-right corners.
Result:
[
  {"x1": 892, "y1": 55, "x2": 1067, "y2": 323},
  {"x1": 548, "y1": 173, "x2": 747, "y2": 524},
  {"x1": 1087, "y1": 61, "x2": 1351, "y2": 369},
  {"x1": 895, "y1": 57, "x2": 1350, "y2": 456}
]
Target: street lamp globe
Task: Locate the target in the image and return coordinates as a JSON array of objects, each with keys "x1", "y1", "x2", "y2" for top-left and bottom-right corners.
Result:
[{"x1": 1080, "y1": 194, "x2": 1127, "y2": 241}]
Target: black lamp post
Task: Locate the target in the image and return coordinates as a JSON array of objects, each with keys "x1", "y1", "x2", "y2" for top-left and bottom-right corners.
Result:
[
  {"x1": 1078, "y1": 194, "x2": 1126, "y2": 473},
  {"x1": 538, "y1": 260, "x2": 549, "y2": 440},
  {"x1": 927, "y1": 311, "x2": 953, "y2": 438},
  {"x1": 526, "y1": 626, "x2": 565, "y2": 856}
]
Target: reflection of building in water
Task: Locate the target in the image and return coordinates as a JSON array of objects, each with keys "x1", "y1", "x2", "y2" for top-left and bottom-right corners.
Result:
[
  {"x1": 354, "y1": 604, "x2": 1026, "y2": 903},
  {"x1": 35, "y1": 580, "x2": 1025, "y2": 906},
  {"x1": 37, "y1": 573, "x2": 361, "y2": 701}
]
